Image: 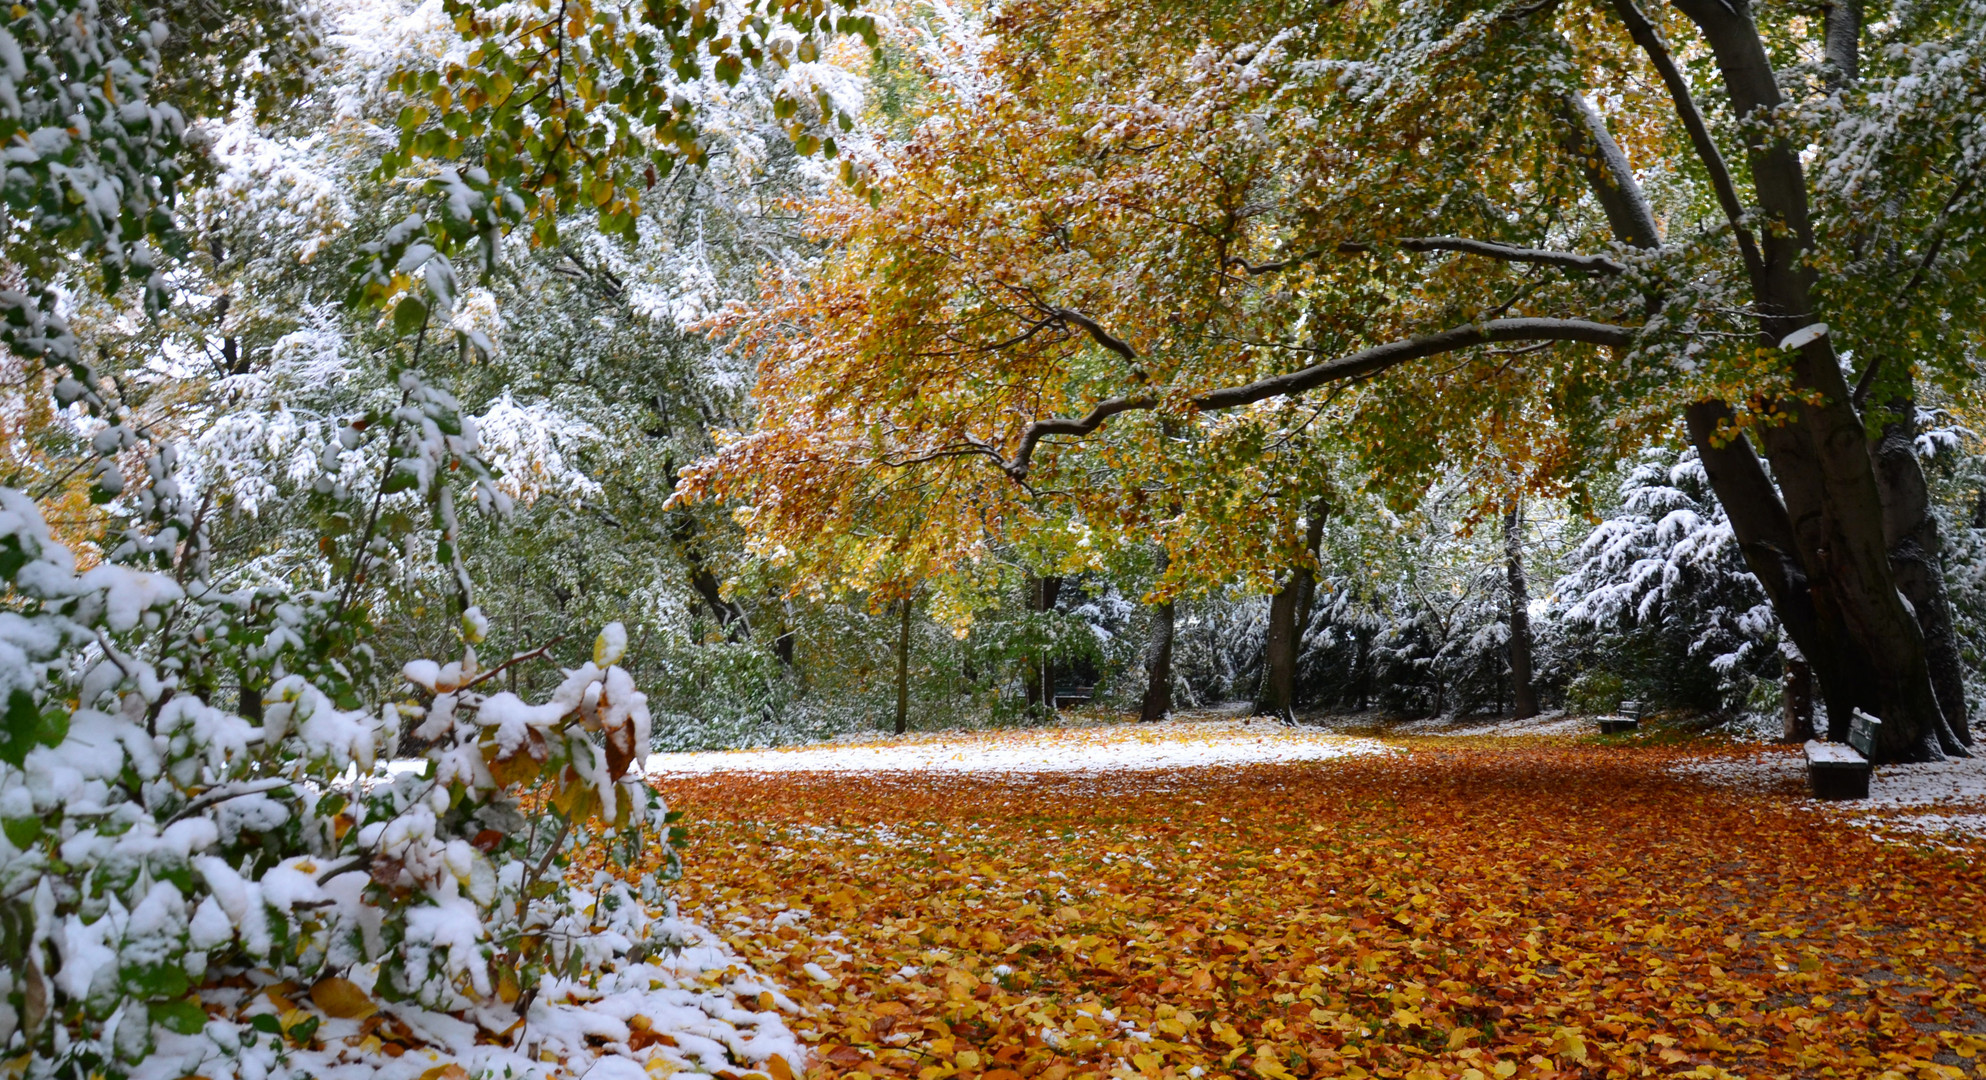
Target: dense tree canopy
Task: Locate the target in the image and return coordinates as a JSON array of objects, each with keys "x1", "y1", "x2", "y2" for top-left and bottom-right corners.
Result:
[{"x1": 686, "y1": 0, "x2": 1986, "y2": 760}]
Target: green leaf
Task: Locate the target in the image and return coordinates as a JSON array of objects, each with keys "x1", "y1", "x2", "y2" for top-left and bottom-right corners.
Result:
[
  {"x1": 125, "y1": 962, "x2": 190, "y2": 999},
  {"x1": 381, "y1": 467, "x2": 421, "y2": 495},
  {"x1": 150, "y1": 998, "x2": 208, "y2": 1036},
  {"x1": 0, "y1": 690, "x2": 43, "y2": 768},
  {"x1": 0, "y1": 535, "x2": 27, "y2": 581},
  {"x1": 2, "y1": 817, "x2": 40, "y2": 849},
  {"x1": 249, "y1": 1013, "x2": 285, "y2": 1035},
  {"x1": 286, "y1": 1014, "x2": 320, "y2": 1044},
  {"x1": 38, "y1": 708, "x2": 66, "y2": 749},
  {"x1": 393, "y1": 295, "x2": 429, "y2": 335}
]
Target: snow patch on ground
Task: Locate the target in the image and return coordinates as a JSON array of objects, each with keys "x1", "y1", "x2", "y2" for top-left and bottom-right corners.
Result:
[
  {"x1": 1380, "y1": 711, "x2": 1596, "y2": 738},
  {"x1": 647, "y1": 715, "x2": 1389, "y2": 776},
  {"x1": 1298, "y1": 708, "x2": 1603, "y2": 738},
  {"x1": 1673, "y1": 747, "x2": 1986, "y2": 842},
  {"x1": 136, "y1": 915, "x2": 804, "y2": 1080}
]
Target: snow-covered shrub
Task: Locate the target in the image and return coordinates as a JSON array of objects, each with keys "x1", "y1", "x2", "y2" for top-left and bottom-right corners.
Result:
[{"x1": 0, "y1": 392, "x2": 687, "y2": 1078}]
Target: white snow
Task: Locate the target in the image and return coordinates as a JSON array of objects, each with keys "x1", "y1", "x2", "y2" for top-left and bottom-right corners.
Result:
[
  {"x1": 1674, "y1": 746, "x2": 1986, "y2": 842},
  {"x1": 647, "y1": 715, "x2": 1389, "y2": 776},
  {"x1": 1354, "y1": 711, "x2": 1596, "y2": 738},
  {"x1": 1777, "y1": 323, "x2": 1829, "y2": 351},
  {"x1": 132, "y1": 914, "x2": 807, "y2": 1080},
  {"x1": 1804, "y1": 741, "x2": 1867, "y2": 764}
]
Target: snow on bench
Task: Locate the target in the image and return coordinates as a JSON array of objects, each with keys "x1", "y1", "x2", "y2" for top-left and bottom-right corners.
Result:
[
  {"x1": 1598, "y1": 700, "x2": 1642, "y2": 735},
  {"x1": 1804, "y1": 710, "x2": 1880, "y2": 801}
]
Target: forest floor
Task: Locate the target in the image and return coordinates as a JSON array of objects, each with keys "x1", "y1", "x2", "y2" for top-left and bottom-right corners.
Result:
[{"x1": 636, "y1": 713, "x2": 1986, "y2": 1080}]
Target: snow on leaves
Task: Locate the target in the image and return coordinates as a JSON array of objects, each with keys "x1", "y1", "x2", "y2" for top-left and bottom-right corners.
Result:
[{"x1": 0, "y1": 485, "x2": 697, "y2": 1080}]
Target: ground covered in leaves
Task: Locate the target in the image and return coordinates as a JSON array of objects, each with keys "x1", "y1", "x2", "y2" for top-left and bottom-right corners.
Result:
[{"x1": 640, "y1": 726, "x2": 1986, "y2": 1080}]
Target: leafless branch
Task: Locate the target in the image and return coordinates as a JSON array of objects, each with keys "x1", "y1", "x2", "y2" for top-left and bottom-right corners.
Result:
[
  {"x1": 1007, "y1": 395, "x2": 1161, "y2": 478},
  {"x1": 1605, "y1": 0, "x2": 1766, "y2": 280},
  {"x1": 993, "y1": 317, "x2": 1633, "y2": 477},
  {"x1": 1048, "y1": 307, "x2": 1139, "y2": 363},
  {"x1": 1395, "y1": 236, "x2": 1626, "y2": 275},
  {"x1": 1225, "y1": 249, "x2": 1324, "y2": 275},
  {"x1": 462, "y1": 636, "x2": 570, "y2": 691},
  {"x1": 1193, "y1": 317, "x2": 1634, "y2": 409}
]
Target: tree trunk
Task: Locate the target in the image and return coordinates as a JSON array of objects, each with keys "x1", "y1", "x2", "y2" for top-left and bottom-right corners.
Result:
[
  {"x1": 1356, "y1": 631, "x2": 1371, "y2": 712},
  {"x1": 1870, "y1": 397, "x2": 1972, "y2": 751},
  {"x1": 1782, "y1": 647, "x2": 1815, "y2": 742},
  {"x1": 1505, "y1": 503, "x2": 1540, "y2": 720},
  {"x1": 1672, "y1": 0, "x2": 1946, "y2": 761},
  {"x1": 1561, "y1": 12, "x2": 1946, "y2": 761},
  {"x1": 1560, "y1": 85, "x2": 1878, "y2": 731},
  {"x1": 1140, "y1": 598, "x2": 1175, "y2": 722},
  {"x1": 771, "y1": 599, "x2": 797, "y2": 669},
  {"x1": 894, "y1": 595, "x2": 912, "y2": 735},
  {"x1": 1257, "y1": 504, "x2": 1326, "y2": 721},
  {"x1": 1023, "y1": 574, "x2": 1062, "y2": 713}
]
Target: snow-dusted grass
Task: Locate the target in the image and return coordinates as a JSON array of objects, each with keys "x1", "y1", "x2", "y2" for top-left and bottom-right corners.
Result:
[{"x1": 646, "y1": 712, "x2": 1390, "y2": 776}]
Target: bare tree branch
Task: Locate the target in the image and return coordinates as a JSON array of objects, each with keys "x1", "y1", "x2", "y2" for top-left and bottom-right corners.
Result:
[
  {"x1": 994, "y1": 317, "x2": 1633, "y2": 476},
  {"x1": 1239, "y1": 237, "x2": 1622, "y2": 276},
  {"x1": 1605, "y1": 0, "x2": 1766, "y2": 280},
  {"x1": 1395, "y1": 236, "x2": 1626, "y2": 275},
  {"x1": 1008, "y1": 395, "x2": 1160, "y2": 477},
  {"x1": 1225, "y1": 250, "x2": 1324, "y2": 275},
  {"x1": 1192, "y1": 317, "x2": 1634, "y2": 409},
  {"x1": 1049, "y1": 307, "x2": 1139, "y2": 363}
]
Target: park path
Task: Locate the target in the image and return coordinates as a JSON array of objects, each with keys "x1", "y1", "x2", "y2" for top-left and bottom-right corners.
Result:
[{"x1": 642, "y1": 720, "x2": 1986, "y2": 1080}]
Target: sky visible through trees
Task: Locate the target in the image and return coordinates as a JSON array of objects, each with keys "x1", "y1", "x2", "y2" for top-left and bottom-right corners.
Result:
[{"x1": 1, "y1": 0, "x2": 1984, "y2": 1077}]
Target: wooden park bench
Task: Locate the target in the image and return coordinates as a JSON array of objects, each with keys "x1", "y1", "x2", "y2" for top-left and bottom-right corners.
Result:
[
  {"x1": 1598, "y1": 699, "x2": 1642, "y2": 735},
  {"x1": 1804, "y1": 710, "x2": 1880, "y2": 801},
  {"x1": 1053, "y1": 681, "x2": 1095, "y2": 708}
]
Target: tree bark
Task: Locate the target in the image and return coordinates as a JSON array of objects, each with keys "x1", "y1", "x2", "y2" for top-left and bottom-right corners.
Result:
[
  {"x1": 894, "y1": 595, "x2": 912, "y2": 735},
  {"x1": 1023, "y1": 574, "x2": 1062, "y2": 713},
  {"x1": 1667, "y1": 0, "x2": 1946, "y2": 761},
  {"x1": 1562, "y1": 7, "x2": 1945, "y2": 761},
  {"x1": 1563, "y1": 77, "x2": 1875, "y2": 731},
  {"x1": 1505, "y1": 503, "x2": 1540, "y2": 720},
  {"x1": 1141, "y1": 598, "x2": 1175, "y2": 722},
  {"x1": 1257, "y1": 504, "x2": 1326, "y2": 721},
  {"x1": 1870, "y1": 397, "x2": 1973, "y2": 751},
  {"x1": 1782, "y1": 647, "x2": 1815, "y2": 742}
]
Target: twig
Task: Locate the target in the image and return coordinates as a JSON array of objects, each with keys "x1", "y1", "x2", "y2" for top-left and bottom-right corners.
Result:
[{"x1": 462, "y1": 636, "x2": 570, "y2": 691}]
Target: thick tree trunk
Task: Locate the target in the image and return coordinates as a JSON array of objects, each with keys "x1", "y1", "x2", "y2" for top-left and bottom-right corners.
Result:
[
  {"x1": 1670, "y1": 0, "x2": 1946, "y2": 760},
  {"x1": 1504, "y1": 504, "x2": 1540, "y2": 720},
  {"x1": 1558, "y1": 88, "x2": 1869, "y2": 719},
  {"x1": 1257, "y1": 505, "x2": 1326, "y2": 721},
  {"x1": 1258, "y1": 582, "x2": 1306, "y2": 721},
  {"x1": 1140, "y1": 599, "x2": 1175, "y2": 722},
  {"x1": 1870, "y1": 397, "x2": 1973, "y2": 751},
  {"x1": 1561, "y1": 10, "x2": 1946, "y2": 760},
  {"x1": 894, "y1": 595, "x2": 912, "y2": 735}
]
